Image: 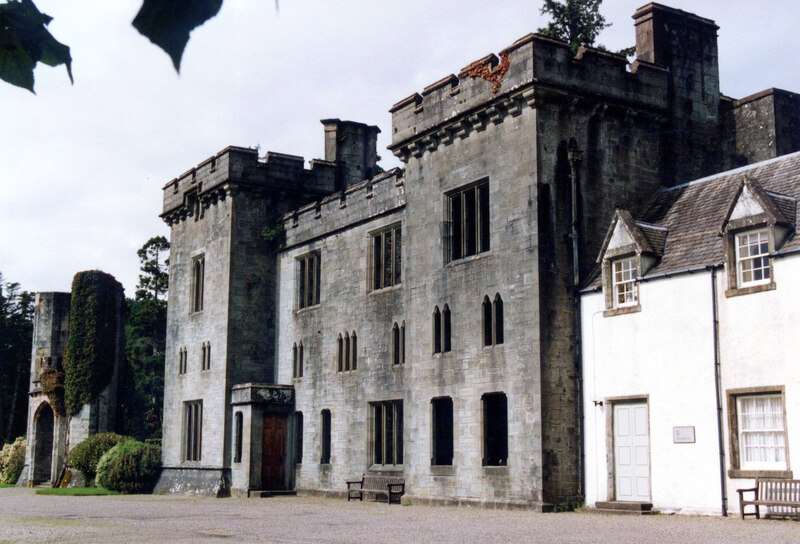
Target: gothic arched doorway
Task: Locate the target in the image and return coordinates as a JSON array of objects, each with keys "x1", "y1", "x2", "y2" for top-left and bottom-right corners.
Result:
[{"x1": 33, "y1": 403, "x2": 54, "y2": 484}]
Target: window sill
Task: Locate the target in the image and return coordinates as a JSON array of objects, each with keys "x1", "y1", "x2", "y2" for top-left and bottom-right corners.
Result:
[
  {"x1": 295, "y1": 305, "x2": 320, "y2": 315},
  {"x1": 482, "y1": 465, "x2": 509, "y2": 473},
  {"x1": 728, "y1": 469, "x2": 792, "y2": 479},
  {"x1": 368, "y1": 464, "x2": 404, "y2": 474},
  {"x1": 430, "y1": 465, "x2": 456, "y2": 476},
  {"x1": 190, "y1": 310, "x2": 204, "y2": 317},
  {"x1": 369, "y1": 284, "x2": 402, "y2": 296},
  {"x1": 445, "y1": 252, "x2": 491, "y2": 269},
  {"x1": 319, "y1": 463, "x2": 332, "y2": 470},
  {"x1": 725, "y1": 281, "x2": 776, "y2": 298},
  {"x1": 603, "y1": 304, "x2": 641, "y2": 318}
]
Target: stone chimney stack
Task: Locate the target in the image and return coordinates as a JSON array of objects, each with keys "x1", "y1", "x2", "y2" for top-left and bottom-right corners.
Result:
[
  {"x1": 633, "y1": 3, "x2": 721, "y2": 183},
  {"x1": 321, "y1": 119, "x2": 381, "y2": 190}
]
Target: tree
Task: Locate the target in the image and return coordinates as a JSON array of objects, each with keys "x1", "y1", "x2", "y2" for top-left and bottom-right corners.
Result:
[
  {"x1": 538, "y1": 0, "x2": 634, "y2": 57},
  {"x1": 0, "y1": 0, "x2": 224, "y2": 92},
  {"x1": 135, "y1": 236, "x2": 170, "y2": 302},
  {"x1": 0, "y1": 272, "x2": 34, "y2": 444}
]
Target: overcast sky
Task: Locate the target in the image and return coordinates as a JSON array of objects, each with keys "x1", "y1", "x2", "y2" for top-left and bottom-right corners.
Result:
[{"x1": 2, "y1": 0, "x2": 799, "y2": 296}]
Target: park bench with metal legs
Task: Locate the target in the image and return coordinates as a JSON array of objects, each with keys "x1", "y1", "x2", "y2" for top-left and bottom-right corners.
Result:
[
  {"x1": 347, "y1": 475, "x2": 405, "y2": 504},
  {"x1": 738, "y1": 478, "x2": 800, "y2": 519}
]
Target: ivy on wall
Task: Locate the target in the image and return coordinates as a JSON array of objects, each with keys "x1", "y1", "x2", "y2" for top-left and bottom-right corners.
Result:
[
  {"x1": 64, "y1": 271, "x2": 121, "y2": 416},
  {"x1": 39, "y1": 368, "x2": 65, "y2": 416}
]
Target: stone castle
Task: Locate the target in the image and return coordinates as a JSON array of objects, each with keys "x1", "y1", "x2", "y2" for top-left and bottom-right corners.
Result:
[{"x1": 149, "y1": 3, "x2": 800, "y2": 508}]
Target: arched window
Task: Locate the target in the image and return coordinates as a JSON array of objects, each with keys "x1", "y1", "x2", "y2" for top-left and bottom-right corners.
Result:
[
  {"x1": 337, "y1": 334, "x2": 343, "y2": 372},
  {"x1": 200, "y1": 343, "x2": 207, "y2": 370},
  {"x1": 351, "y1": 331, "x2": 357, "y2": 370},
  {"x1": 298, "y1": 342, "x2": 304, "y2": 377},
  {"x1": 432, "y1": 306, "x2": 441, "y2": 354},
  {"x1": 192, "y1": 257, "x2": 204, "y2": 312},
  {"x1": 493, "y1": 294, "x2": 503, "y2": 345},
  {"x1": 443, "y1": 305, "x2": 451, "y2": 353},
  {"x1": 344, "y1": 333, "x2": 351, "y2": 371},
  {"x1": 234, "y1": 411, "x2": 243, "y2": 463},
  {"x1": 392, "y1": 323, "x2": 400, "y2": 365},
  {"x1": 401, "y1": 321, "x2": 406, "y2": 365},
  {"x1": 482, "y1": 296, "x2": 493, "y2": 346},
  {"x1": 292, "y1": 343, "x2": 299, "y2": 378},
  {"x1": 205, "y1": 342, "x2": 211, "y2": 370}
]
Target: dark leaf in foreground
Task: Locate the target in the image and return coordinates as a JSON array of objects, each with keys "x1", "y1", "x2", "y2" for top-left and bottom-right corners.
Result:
[{"x1": 132, "y1": 0, "x2": 223, "y2": 72}]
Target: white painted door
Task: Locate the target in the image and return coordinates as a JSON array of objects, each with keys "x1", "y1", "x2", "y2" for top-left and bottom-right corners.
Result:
[{"x1": 614, "y1": 402, "x2": 650, "y2": 501}]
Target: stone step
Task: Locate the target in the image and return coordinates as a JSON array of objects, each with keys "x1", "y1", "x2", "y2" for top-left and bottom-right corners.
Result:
[
  {"x1": 587, "y1": 501, "x2": 656, "y2": 515},
  {"x1": 247, "y1": 490, "x2": 297, "y2": 498}
]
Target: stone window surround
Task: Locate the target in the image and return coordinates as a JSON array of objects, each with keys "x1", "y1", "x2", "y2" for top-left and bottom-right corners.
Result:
[
  {"x1": 482, "y1": 293, "x2": 504, "y2": 347},
  {"x1": 432, "y1": 305, "x2": 451, "y2": 354},
  {"x1": 183, "y1": 399, "x2": 203, "y2": 463},
  {"x1": 602, "y1": 245, "x2": 642, "y2": 317},
  {"x1": 726, "y1": 385, "x2": 792, "y2": 479},
  {"x1": 431, "y1": 396, "x2": 454, "y2": 466},
  {"x1": 368, "y1": 399, "x2": 404, "y2": 470},
  {"x1": 190, "y1": 254, "x2": 205, "y2": 314},
  {"x1": 296, "y1": 251, "x2": 321, "y2": 310},
  {"x1": 481, "y1": 391, "x2": 508, "y2": 467},
  {"x1": 723, "y1": 218, "x2": 778, "y2": 298},
  {"x1": 369, "y1": 222, "x2": 402, "y2": 292},
  {"x1": 444, "y1": 178, "x2": 491, "y2": 264},
  {"x1": 392, "y1": 321, "x2": 405, "y2": 365},
  {"x1": 336, "y1": 331, "x2": 357, "y2": 372}
]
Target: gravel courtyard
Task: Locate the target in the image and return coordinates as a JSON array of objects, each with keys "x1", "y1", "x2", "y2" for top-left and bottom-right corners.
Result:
[{"x1": 1, "y1": 488, "x2": 798, "y2": 544}]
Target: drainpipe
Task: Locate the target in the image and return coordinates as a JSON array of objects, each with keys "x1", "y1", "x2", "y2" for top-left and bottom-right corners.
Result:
[
  {"x1": 568, "y1": 140, "x2": 585, "y2": 500},
  {"x1": 710, "y1": 266, "x2": 728, "y2": 516}
]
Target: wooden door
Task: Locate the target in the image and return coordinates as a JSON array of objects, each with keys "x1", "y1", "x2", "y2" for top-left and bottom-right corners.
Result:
[
  {"x1": 261, "y1": 414, "x2": 287, "y2": 490},
  {"x1": 614, "y1": 402, "x2": 650, "y2": 501}
]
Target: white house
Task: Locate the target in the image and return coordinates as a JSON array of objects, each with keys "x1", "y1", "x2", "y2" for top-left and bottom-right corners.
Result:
[{"x1": 580, "y1": 151, "x2": 800, "y2": 516}]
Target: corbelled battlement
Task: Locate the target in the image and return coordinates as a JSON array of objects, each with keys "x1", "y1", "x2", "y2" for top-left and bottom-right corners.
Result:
[
  {"x1": 282, "y1": 167, "x2": 405, "y2": 249},
  {"x1": 161, "y1": 146, "x2": 337, "y2": 225},
  {"x1": 389, "y1": 33, "x2": 670, "y2": 158}
]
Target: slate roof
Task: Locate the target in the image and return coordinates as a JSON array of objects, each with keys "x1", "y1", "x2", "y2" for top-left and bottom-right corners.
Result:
[{"x1": 586, "y1": 150, "x2": 800, "y2": 287}]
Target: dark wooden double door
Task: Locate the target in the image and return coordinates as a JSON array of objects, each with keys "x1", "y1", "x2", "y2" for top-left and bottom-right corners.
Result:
[{"x1": 261, "y1": 413, "x2": 287, "y2": 490}]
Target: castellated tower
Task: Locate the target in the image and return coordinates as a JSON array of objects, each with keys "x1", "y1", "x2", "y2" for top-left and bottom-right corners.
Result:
[{"x1": 18, "y1": 280, "x2": 125, "y2": 488}]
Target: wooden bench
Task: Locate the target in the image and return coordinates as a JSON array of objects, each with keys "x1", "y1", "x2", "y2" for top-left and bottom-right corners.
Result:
[
  {"x1": 347, "y1": 475, "x2": 405, "y2": 504},
  {"x1": 738, "y1": 478, "x2": 800, "y2": 519}
]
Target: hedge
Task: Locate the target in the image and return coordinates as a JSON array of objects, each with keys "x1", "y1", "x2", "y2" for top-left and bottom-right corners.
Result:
[
  {"x1": 0, "y1": 437, "x2": 26, "y2": 485},
  {"x1": 95, "y1": 440, "x2": 161, "y2": 494},
  {"x1": 67, "y1": 432, "x2": 128, "y2": 483},
  {"x1": 64, "y1": 271, "x2": 122, "y2": 416}
]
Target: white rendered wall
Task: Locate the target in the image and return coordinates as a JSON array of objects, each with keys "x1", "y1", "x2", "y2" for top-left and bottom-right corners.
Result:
[{"x1": 582, "y1": 255, "x2": 800, "y2": 515}]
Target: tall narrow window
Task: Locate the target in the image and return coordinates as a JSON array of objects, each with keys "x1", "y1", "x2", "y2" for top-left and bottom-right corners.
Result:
[
  {"x1": 337, "y1": 334, "x2": 343, "y2": 372},
  {"x1": 184, "y1": 400, "x2": 203, "y2": 462},
  {"x1": 292, "y1": 343, "x2": 298, "y2": 378},
  {"x1": 192, "y1": 256, "x2": 205, "y2": 312},
  {"x1": 432, "y1": 397, "x2": 454, "y2": 466},
  {"x1": 298, "y1": 342, "x2": 303, "y2": 378},
  {"x1": 400, "y1": 321, "x2": 406, "y2": 365},
  {"x1": 295, "y1": 412, "x2": 303, "y2": 464},
  {"x1": 447, "y1": 180, "x2": 490, "y2": 262},
  {"x1": 320, "y1": 409, "x2": 331, "y2": 464},
  {"x1": 178, "y1": 347, "x2": 187, "y2": 375},
  {"x1": 371, "y1": 224, "x2": 402, "y2": 291},
  {"x1": 483, "y1": 296, "x2": 493, "y2": 346},
  {"x1": 371, "y1": 400, "x2": 403, "y2": 466},
  {"x1": 344, "y1": 333, "x2": 351, "y2": 371},
  {"x1": 493, "y1": 295, "x2": 504, "y2": 345},
  {"x1": 392, "y1": 323, "x2": 400, "y2": 365},
  {"x1": 351, "y1": 331, "x2": 357, "y2": 370},
  {"x1": 443, "y1": 305, "x2": 451, "y2": 353},
  {"x1": 433, "y1": 307, "x2": 442, "y2": 354},
  {"x1": 201, "y1": 343, "x2": 207, "y2": 370},
  {"x1": 482, "y1": 392, "x2": 507, "y2": 466},
  {"x1": 736, "y1": 229, "x2": 771, "y2": 287},
  {"x1": 234, "y1": 411, "x2": 243, "y2": 463},
  {"x1": 612, "y1": 257, "x2": 638, "y2": 308},
  {"x1": 298, "y1": 252, "x2": 321, "y2": 309}
]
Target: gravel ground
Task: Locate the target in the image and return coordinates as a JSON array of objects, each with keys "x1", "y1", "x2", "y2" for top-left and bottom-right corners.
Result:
[{"x1": 1, "y1": 488, "x2": 798, "y2": 544}]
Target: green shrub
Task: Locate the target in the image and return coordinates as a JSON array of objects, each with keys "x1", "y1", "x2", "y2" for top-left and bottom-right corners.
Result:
[
  {"x1": 0, "y1": 437, "x2": 26, "y2": 485},
  {"x1": 67, "y1": 432, "x2": 128, "y2": 482},
  {"x1": 65, "y1": 271, "x2": 122, "y2": 416},
  {"x1": 95, "y1": 440, "x2": 161, "y2": 494}
]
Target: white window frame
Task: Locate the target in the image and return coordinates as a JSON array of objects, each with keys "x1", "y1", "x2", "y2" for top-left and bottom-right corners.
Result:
[
  {"x1": 612, "y1": 257, "x2": 638, "y2": 308},
  {"x1": 736, "y1": 394, "x2": 787, "y2": 471},
  {"x1": 735, "y1": 229, "x2": 771, "y2": 287}
]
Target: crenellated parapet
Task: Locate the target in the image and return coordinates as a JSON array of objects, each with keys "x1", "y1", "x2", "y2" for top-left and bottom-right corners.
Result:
[
  {"x1": 160, "y1": 146, "x2": 338, "y2": 226},
  {"x1": 389, "y1": 33, "x2": 670, "y2": 162},
  {"x1": 282, "y1": 168, "x2": 405, "y2": 249}
]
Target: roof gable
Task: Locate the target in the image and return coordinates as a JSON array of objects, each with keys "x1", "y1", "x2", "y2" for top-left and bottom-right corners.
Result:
[
  {"x1": 596, "y1": 209, "x2": 662, "y2": 263},
  {"x1": 720, "y1": 175, "x2": 794, "y2": 232}
]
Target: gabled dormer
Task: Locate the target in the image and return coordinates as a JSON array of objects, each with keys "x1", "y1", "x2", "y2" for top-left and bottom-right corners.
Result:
[
  {"x1": 720, "y1": 175, "x2": 796, "y2": 296},
  {"x1": 597, "y1": 209, "x2": 668, "y2": 316}
]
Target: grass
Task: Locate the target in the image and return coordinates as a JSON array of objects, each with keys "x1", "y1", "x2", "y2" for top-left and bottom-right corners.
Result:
[
  {"x1": 35, "y1": 487, "x2": 121, "y2": 496},
  {"x1": 0, "y1": 484, "x2": 15, "y2": 488}
]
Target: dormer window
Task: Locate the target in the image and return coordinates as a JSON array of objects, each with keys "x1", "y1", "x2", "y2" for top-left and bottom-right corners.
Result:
[
  {"x1": 735, "y1": 229, "x2": 770, "y2": 287},
  {"x1": 612, "y1": 257, "x2": 638, "y2": 308}
]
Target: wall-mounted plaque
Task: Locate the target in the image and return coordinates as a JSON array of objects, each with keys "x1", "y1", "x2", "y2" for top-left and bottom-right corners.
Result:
[{"x1": 673, "y1": 426, "x2": 696, "y2": 444}]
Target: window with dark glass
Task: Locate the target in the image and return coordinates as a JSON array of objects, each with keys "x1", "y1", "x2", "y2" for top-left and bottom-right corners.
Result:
[
  {"x1": 371, "y1": 224, "x2": 402, "y2": 290},
  {"x1": 433, "y1": 306, "x2": 451, "y2": 354},
  {"x1": 392, "y1": 322, "x2": 405, "y2": 365},
  {"x1": 483, "y1": 294, "x2": 504, "y2": 346},
  {"x1": 372, "y1": 400, "x2": 403, "y2": 466},
  {"x1": 431, "y1": 397, "x2": 453, "y2": 466},
  {"x1": 192, "y1": 256, "x2": 205, "y2": 312},
  {"x1": 447, "y1": 181, "x2": 490, "y2": 262},
  {"x1": 234, "y1": 411, "x2": 243, "y2": 463},
  {"x1": 320, "y1": 409, "x2": 331, "y2": 464},
  {"x1": 297, "y1": 252, "x2": 321, "y2": 309},
  {"x1": 482, "y1": 392, "x2": 508, "y2": 466},
  {"x1": 295, "y1": 412, "x2": 303, "y2": 464},
  {"x1": 184, "y1": 400, "x2": 203, "y2": 462}
]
